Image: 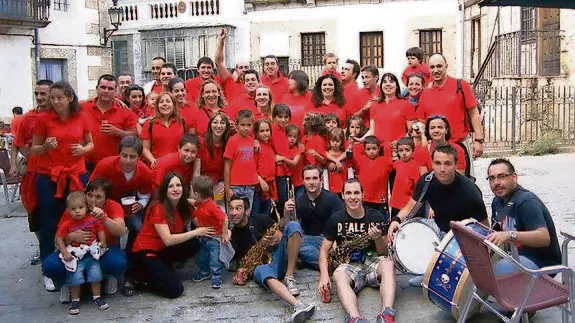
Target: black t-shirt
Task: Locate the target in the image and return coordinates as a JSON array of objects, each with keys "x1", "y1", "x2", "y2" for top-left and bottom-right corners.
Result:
[
  {"x1": 413, "y1": 172, "x2": 487, "y2": 233},
  {"x1": 297, "y1": 189, "x2": 344, "y2": 236},
  {"x1": 323, "y1": 208, "x2": 386, "y2": 261},
  {"x1": 230, "y1": 214, "x2": 275, "y2": 261},
  {"x1": 491, "y1": 186, "x2": 561, "y2": 268}
]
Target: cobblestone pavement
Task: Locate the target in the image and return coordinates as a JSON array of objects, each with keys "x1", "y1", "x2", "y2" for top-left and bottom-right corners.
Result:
[{"x1": 1, "y1": 154, "x2": 575, "y2": 322}]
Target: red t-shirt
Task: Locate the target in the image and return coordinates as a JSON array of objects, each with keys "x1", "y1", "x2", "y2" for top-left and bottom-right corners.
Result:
[
  {"x1": 390, "y1": 159, "x2": 421, "y2": 209},
  {"x1": 322, "y1": 70, "x2": 343, "y2": 80},
  {"x1": 352, "y1": 154, "x2": 393, "y2": 203},
  {"x1": 223, "y1": 134, "x2": 258, "y2": 186},
  {"x1": 221, "y1": 77, "x2": 245, "y2": 103},
  {"x1": 287, "y1": 146, "x2": 304, "y2": 187},
  {"x1": 132, "y1": 202, "x2": 189, "y2": 253},
  {"x1": 178, "y1": 103, "x2": 197, "y2": 132},
  {"x1": 10, "y1": 115, "x2": 24, "y2": 135},
  {"x1": 151, "y1": 82, "x2": 163, "y2": 94},
  {"x1": 57, "y1": 214, "x2": 104, "y2": 247},
  {"x1": 342, "y1": 81, "x2": 359, "y2": 103},
  {"x1": 271, "y1": 123, "x2": 290, "y2": 177},
  {"x1": 417, "y1": 77, "x2": 478, "y2": 141},
  {"x1": 303, "y1": 134, "x2": 327, "y2": 166},
  {"x1": 34, "y1": 110, "x2": 90, "y2": 175},
  {"x1": 261, "y1": 73, "x2": 289, "y2": 101},
  {"x1": 369, "y1": 98, "x2": 416, "y2": 143},
  {"x1": 326, "y1": 151, "x2": 347, "y2": 194},
  {"x1": 154, "y1": 152, "x2": 195, "y2": 188},
  {"x1": 256, "y1": 141, "x2": 276, "y2": 181},
  {"x1": 140, "y1": 118, "x2": 186, "y2": 159},
  {"x1": 199, "y1": 137, "x2": 225, "y2": 182},
  {"x1": 81, "y1": 98, "x2": 138, "y2": 163},
  {"x1": 278, "y1": 91, "x2": 313, "y2": 130},
  {"x1": 402, "y1": 64, "x2": 431, "y2": 85},
  {"x1": 194, "y1": 198, "x2": 226, "y2": 235},
  {"x1": 313, "y1": 101, "x2": 346, "y2": 126},
  {"x1": 132, "y1": 104, "x2": 155, "y2": 119},
  {"x1": 227, "y1": 93, "x2": 256, "y2": 121},
  {"x1": 14, "y1": 108, "x2": 47, "y2": 172},
  {"x1": 90, "y1": 156, "x2": 154, "y2": 201},
  {"x1": 59, "y1": 200, "x2": 124, "y2": 246},
  {"x1": 415, "y1": 142, "x2": 467, "y2": 172},
  {"x1": 190, "y1": 106, "x2": 228, "y2": 137},
  {"x1": 346, "y1": 88, "x2": 379, "y2": 127},
  {"x1": 184, "y1": 76, "x2": 222, "y2": 105}
]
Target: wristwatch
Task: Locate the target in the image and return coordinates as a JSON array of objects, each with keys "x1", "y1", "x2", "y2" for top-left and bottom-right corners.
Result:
[
  {"x1": 508, "y1": 231, "x2": 517, "y2": 242},
  {"x1": 474, "y1": 138, "x2": 485, "y2": 144}
]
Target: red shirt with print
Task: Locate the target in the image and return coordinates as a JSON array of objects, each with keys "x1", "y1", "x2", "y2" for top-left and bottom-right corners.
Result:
[
  {"x1": 132, "y1": 202, "x2": 189, "y2": 253},
  {"x1": 140, "y1": 118, "x2": 186, "y2": 159},
  {"x1": 57, "y1": 214, "x2": 104, "y2": 247},
  {"x1": 223, "y1": 134, "x2": 258, "y2": 186},
  {"x1": 89, "y1": 156, "x2": 154, "y2": 202},
  {"x1": 390, "y1": 159, "x2": 421, "y2": 209}
]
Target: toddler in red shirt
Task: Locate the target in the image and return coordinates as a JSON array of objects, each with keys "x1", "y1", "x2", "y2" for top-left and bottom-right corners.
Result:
[
  {"x1": 282, "y1": 125, "x2": 305, "y2": 197},
  {"x1": 401, "y1": 47, "x2": 430, "y2": 86},
  {"x1": 191, "y1": 176, "x2": 229, "y2": 289},
  {"x1": 55, "y1": 191, "x2": 109, "y2": 315},
  {"x1": 322, "y1": 53, "x2": 343, "y2": 80},
  {"x1": 252, "y1": 119, "x2": 277, "y2": 217},
  {"x1": 326, "y1": 128, "x2": 348, "y2": 195},
  {"x1": 324, "y1": 113, "x2": 340, "y2": 132},
  {"x1": 390, "y1": 137, "x2": 421, "y2": 217}
]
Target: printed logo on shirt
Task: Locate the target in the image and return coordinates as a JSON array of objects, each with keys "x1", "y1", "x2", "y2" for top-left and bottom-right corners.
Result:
[{"x1": 239, "y1": 147, "x2": 254, "y2": 161}]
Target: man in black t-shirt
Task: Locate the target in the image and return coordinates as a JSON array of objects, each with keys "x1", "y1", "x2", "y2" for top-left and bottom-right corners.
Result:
[
  {"x1": 283, "y1": 165, "x2": 344, "y2": 295},
  {"x1": 228, "y1": 196, "x2": 315, "y2": 323},
  {"x1": 486, "y1": 159, "x2": 561, "y2": 274},
  {"x1": 318, "y1": 179, "x2": 398, "y2": 323}
]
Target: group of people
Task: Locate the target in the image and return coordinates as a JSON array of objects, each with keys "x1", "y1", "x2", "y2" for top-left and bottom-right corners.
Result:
[{"x1": 8, "y1": 26, "x2": 562, "y2": 323}]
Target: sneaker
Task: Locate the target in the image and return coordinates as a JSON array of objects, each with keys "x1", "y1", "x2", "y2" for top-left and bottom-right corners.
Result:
[
  {"x1": 408, "y1": 275, "x2": 424, "y2": 287},
  {"x1": 43, "y1": 276, "x2": 56, "y2": 292},
  {"x1": 211, "y1": 278, "x2": 222, "y2": 289},
  {"x1": 69, "y1": 300, "x2": 80, "y2": 315},
  {"x1": 376, "y1": 308, "x2": 396, "y2": 323},
  {"x1": 291, "y1": 302, "x2": 316, "y2": 323},
  {"x1": 30, "y1": 250, "x2": 41, "y2": 265},
  {"x1": 59, "y1": 284, "x2": 71, "y2": 304},
  {"x1": 193, "y1": 272, "x2": 211, "y2": 282},
  {"x1": 284, "y1": 276, "x2": 300, "y2": 296},
  {"x1": 105, "y1": 277, "x2": 118, "y2": 295},
  {"x1": 344, "y1": 313, "x2": 369, "y2": 323},
  {"x1": 93, "y1": 297, "x2": 109, "y2": 310}
]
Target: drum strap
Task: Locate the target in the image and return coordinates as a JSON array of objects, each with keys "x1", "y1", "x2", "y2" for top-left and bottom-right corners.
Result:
[{"x1": 405, "y1": 172, "x2": 434, "y2": 221}]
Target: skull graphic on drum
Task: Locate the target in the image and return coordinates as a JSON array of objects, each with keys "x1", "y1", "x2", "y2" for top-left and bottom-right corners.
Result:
[{"x1": 440, "y1": 274, "x2": 450, "y2": 285}]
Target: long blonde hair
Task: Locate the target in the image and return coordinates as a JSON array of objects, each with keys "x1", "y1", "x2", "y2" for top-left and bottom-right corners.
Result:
[
  {"x1": 254, "y1": 85, "x2": 274, "y2": 117},
  {"x1": 197, "y1": 79, "x2": 227, "y2": 109}
]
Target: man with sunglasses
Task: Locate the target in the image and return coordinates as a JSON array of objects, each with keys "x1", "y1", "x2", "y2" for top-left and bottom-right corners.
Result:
[
  {"x1": 283, "y1": 164, "x2": 344, "y2": 296},
  {"x1": 486, "y1": 158, "x2": 561, "y2": 275}
]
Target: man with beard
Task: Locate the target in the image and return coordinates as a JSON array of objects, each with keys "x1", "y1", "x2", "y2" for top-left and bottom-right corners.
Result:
[
  {"x1": 318, "y1": 178, "x2": 397, "y2": 323},
  {"x1": 341, "y1": 59, "x2": 360, "y2": 101},
  {"x1": 81, "y1": 74, "x2": 138, "y2": 173},
  {"x1": 215, "y1": 28, "x2": 251, "y2": 101},
  {"x1": 229, "y1": 195, "x2": 316, "y2": 323},
  {"x1": 185, "y1": 57, "x2": 221, "y2": 104},
  {"x1": 417, "y1": 53, "x2": 484, "y2": 176},
  {"x1": 283, "y1": 165, "x2": 344, "y2": 295},
  {"x1": 260, "y1": 55, "x2": 289, "y2": 100},
  {"x1": 486, "y1": 158, "x2": 561, "y2": 275},
  {"x1": 143, "y1": 56, "x2": 166, "y2": 95}
]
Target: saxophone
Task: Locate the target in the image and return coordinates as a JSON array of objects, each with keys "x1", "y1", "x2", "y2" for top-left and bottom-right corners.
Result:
[
  {"x1": 233, "y1": 201, "x2": 281, "y2": 285},
  {"x1": 327, "y1": 223, "x2": 385, "y2": 275}
]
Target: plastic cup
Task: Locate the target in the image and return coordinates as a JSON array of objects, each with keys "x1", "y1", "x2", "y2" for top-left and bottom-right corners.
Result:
[{"x1": 121, "y1": 196, "x2": 137, "y2": 215}]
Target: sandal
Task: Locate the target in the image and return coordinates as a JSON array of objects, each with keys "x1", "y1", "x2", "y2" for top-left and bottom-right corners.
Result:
[{"x1": 122, "y1": 280, "x2": 136, "y2": 297}]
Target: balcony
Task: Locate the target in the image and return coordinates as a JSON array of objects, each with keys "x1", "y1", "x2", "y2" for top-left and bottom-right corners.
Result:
[
  {"x1": 118, "y1": 0, "x2": 221, "y2": 28},
  {"x1": 0, "y1": 0, "x2": 50, "y2": 28}
]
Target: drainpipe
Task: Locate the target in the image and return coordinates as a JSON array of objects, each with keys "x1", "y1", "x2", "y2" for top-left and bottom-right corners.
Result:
[{"x1": 35, "y1": 28, "x2": 40, "y2": 81}]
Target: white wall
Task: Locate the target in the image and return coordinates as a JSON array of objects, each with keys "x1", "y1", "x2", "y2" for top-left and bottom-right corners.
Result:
[
  {"x1": 38, "y1": 1, "x2": 100, "y2": 46},
  {"x1": 0, "y1": 35, "x2": 33, "y2": 120}
]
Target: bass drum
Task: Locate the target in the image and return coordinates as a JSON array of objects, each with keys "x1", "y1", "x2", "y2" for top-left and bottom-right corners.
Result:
[
  {"x1": 390, "y1": 217, "x2": 441, "y2": 275},
  {"x1": 422, "y1": 219, "x2": 492, "y2": 320}
]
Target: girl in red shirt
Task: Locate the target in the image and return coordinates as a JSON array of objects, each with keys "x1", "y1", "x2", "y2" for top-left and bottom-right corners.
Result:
[
  {"x1": 123, "y1": 85, "x2": 153, "y2": 128},
  {"x1": 252, "y1": 119, "x2": 276, "y2": 217},
  {"x1": 345, "y1": 115, "x2": 367, "y2": 169},
  {"x1": 200, "y1": 112, "x2": 231, "y2": 210},
  {"x1": 194, "y1": 80, "x2": 229, "y2": 136},
  {"x1": 324, "y1": 113, "x2": 340, "y2": 133},
  {"x1": 280, "y1": 70, "x2": 313, "y2": 129},
  {"x1": 141, "y1": 93, "x2": 186, "y2": 169},
  {"x1": 128, "y1": 173, "x2": 213, "y2": 299},
  {"x1": 311, "y1": 74, "x2": 346, "y2": 125},
  {"x1": 325, "y1": 128, "x2": 347, "y2": 195},
  {"x1": 31, "y1": 82, "x2": 94, "y2": 265},
  {"x1": 390, "y1": 137, "x2": 421, "y2": 217},
  {"x1": 283, "y1": 124, "x2": 305, "y2": 198},
  {"x1": 254, "y1": 85, "x2": 273, "y2": 121}
]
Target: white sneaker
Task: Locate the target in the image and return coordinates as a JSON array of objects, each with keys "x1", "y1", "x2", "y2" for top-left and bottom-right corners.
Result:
[
  {"x1": 59, "y1": 284, "x2": 71, "y2": 304},
  {"x1": 105, "y1": 277, "x2": 118, "y2": 295},
  {"x1": 43, "y1": 276, "x2": 56, "y2": 291}
]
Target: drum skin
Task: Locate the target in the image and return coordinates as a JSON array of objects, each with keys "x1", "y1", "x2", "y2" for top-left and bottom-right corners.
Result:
[
  {"x1": 392, "y1": 218, "x2": 441, "y2": 275},
  {"x1": 422, "y1": 219, "x2": 491, "y2": 320}
]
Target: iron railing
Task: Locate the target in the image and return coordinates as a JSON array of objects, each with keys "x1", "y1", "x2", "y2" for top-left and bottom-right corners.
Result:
[{"x1": 0, "y1": 0, "x2": 50, "y2": 22}]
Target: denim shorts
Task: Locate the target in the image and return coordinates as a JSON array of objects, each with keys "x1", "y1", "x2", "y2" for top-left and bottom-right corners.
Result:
[
  {"x1": 67, "y1": 255, "x2": 102, "y2": 286},
  {"x1": 299, "y1": 235, "x2": 323, "y2": 269}
]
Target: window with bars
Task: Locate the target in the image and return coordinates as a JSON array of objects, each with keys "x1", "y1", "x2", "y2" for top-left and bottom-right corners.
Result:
[
  {"x1": 53, "y1": 0, "x2": 69, "y2": 12},
  {"x1": 359, "y1": 32, "x2": 384, "y2": 67},
  {"x1": 521, "y1": 7, "x2": 537, "y2": 41},
  {"x1": 301, "y1": 33, "x2": 325, "y2": 67},
  {"x1": 112, "y1": 41, "x2": 129, "y2": 77},
  {"x1": 419, "y1": 29, "x2": 442, "y2": 62}
]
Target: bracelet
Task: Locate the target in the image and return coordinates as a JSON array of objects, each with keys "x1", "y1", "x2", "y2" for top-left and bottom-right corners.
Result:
[{"x1": 391, "y1": 216, "x2": 402, "y2": 224}]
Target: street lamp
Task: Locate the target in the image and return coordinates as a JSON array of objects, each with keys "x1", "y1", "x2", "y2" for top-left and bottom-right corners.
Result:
[{"x1": 102, "y1": 0, "x2": 123, "y2": 46}]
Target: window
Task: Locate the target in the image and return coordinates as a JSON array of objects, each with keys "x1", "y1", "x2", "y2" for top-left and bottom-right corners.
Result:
[
  {"x1": 419, "y1": 29, "x2": 443, "y2": 62},
  {"x1": 521, "y1": 7, "x2": 537, "y2": 41},
  {"x1": 471, "y1": 18, "x2": 481, "y2": 78},
  {"x1": 301, "y1": 32, "x2": 325, "y2": 67},
  {"x1": 53, "y1": 0, "x2": 69, "y2": 12},
  {"x1": 39, "y1": 59, "x2": 65, "y2": 82},
  {"x1": 359, "y1": 32, "x2": 383, "y2": 67},
  {"x1": 112, "y1": 41, "x2": 129, "y2": 77}
]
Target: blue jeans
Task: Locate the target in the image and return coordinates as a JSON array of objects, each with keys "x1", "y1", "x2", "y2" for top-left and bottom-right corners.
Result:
[
  {"x1": 299, "y1": 235, "x2": 323, "y2": 269},
  {"x1": 36, "y1": 173, "x2": 88, "y2": 262},
  {"x1": 231, "y1": 185, "x2": 254, "y2": 211},
  {"x1": 253, "y1": 221, "x2": 303, "y2": 287},
  {"x1": 67, "y1": 255, "x2": 102, "y2": 286},
  {"x1": 493, "y1": 255, "x2": 539, "y2": 276},
  {"x1": 251, "y1": 190, "x2": 272, "y2": 218},
  {"x1": 43, "y1": 245, "x2": 127, "y2": 285},
  {"x1": 197, "y1": 238, "x2": 224, "y2": 281}
]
